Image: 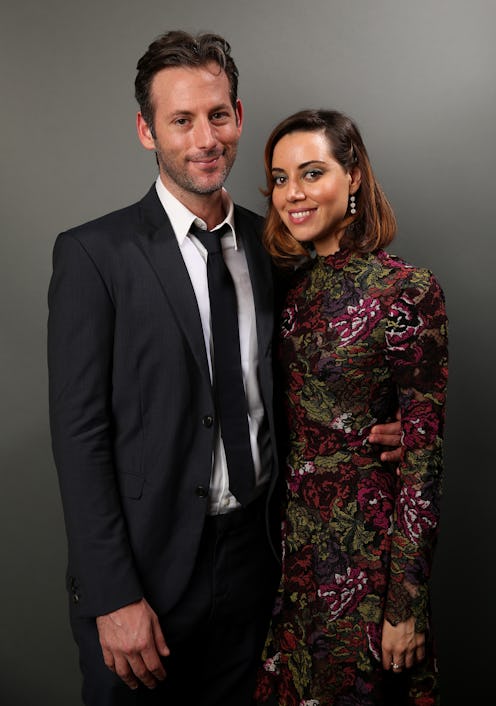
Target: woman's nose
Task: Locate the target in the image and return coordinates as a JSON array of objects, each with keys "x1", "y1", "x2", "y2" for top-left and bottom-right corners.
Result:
[{"x1": 286, "y1": 179, "x2": 305, "y2": 201}]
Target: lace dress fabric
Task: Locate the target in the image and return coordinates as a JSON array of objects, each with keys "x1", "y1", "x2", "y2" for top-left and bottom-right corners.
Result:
[{"x1": 255, "y1": 249, "x2": 448, "y2": 705}]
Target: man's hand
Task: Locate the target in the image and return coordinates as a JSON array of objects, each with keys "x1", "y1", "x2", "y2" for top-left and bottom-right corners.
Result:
[
  {"x1": 381, "y1": 617, "x2": 425, "y2": 672},
  {"x1": 368, "y1": 411, "x2": 402, "y2": 463},
  {"x1": 96, "y1": 598, "x2": 170, "y2": 690}
]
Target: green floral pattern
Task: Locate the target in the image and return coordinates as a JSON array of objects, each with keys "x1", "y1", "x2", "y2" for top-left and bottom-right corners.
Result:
[{"x1": 255, "y1": 249, "x2": 448, "y2": 705}]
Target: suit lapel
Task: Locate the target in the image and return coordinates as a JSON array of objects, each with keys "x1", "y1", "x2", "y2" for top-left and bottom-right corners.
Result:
[
  {"x1": 134, "y1": 187, "x2": 210, "y2": 380},
  {"x1": 235, "y1": 209, "x2": 274, "y2": 360},
  {"x1": 235, "y1": 208, "x2": 278, "y2": 484},
  {"x1": 133, "y1": 192, "x2": 274, "y2": 385}
]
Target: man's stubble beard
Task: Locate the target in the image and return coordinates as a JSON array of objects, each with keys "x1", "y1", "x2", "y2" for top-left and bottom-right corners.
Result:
[{"x1": 156, "y1": 145, "x2": 238, "y2": 196}]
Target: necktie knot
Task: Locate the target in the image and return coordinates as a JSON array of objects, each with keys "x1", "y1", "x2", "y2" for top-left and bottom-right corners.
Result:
[{"x1": 190, "y1": 223, "x2": 231, "y2": 255}]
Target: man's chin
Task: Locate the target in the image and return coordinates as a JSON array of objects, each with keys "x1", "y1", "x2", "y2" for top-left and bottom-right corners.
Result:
[{"x1": 189, "y1": 174, "x2": 228, "y2": 195}]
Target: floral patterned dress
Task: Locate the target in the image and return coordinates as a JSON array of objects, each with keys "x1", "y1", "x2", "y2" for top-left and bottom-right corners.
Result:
[{"x1": 255, "y1": 248, "x2": 448, "y2": 706}]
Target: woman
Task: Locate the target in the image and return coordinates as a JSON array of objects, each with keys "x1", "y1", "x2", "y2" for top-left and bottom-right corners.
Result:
[{"x1": 255, "y1": 110, "x2": 448, "y2": 705}]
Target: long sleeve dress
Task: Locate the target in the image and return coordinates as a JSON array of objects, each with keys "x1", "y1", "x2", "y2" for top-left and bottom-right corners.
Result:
[{"x1": 255, "y1": 248, "x2": 448, "y2": 706}]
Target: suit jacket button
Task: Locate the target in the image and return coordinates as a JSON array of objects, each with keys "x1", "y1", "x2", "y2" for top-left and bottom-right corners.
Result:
[
  {"x1": 195, "y1": 485, "x2": 208, "y2": 498},
  {"x1": 202, "y1": 415, "x2": 214, "y2": 428}
]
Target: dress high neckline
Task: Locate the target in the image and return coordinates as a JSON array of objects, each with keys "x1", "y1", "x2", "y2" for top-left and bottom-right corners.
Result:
[{"x1": 316, "y1": 247, "x2": 354, "y2": 270}]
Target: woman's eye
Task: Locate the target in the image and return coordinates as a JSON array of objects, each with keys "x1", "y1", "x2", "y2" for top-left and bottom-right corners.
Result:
[
  {"x1": 273, "y1": 175, "x2": 287, "y2": 186},
  {"x1": 305, "y1": 170, "x2": 323, "y2": 180}
]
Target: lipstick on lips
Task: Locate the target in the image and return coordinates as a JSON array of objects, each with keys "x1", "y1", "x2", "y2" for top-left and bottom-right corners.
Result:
[{"x1": 287, "y1": 208, "x2": 316, "y2": 225}]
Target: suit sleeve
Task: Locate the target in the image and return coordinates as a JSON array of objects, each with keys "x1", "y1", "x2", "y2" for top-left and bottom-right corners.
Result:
[
  {"x1": 48, "y1": 233, "x2": 143, "y2": 617},
  {"x1": 383, "y1": 270, "x2": 448, "y2": 632}
]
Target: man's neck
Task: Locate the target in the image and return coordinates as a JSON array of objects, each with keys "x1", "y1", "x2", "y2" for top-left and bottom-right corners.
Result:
[{"x1": 158, "y1": 174, "x2": 226, "y2": 230}]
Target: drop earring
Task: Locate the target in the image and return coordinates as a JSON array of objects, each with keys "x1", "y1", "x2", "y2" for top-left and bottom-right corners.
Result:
[{"x1": 349, "y1": 194, "x2": 357, "y2": 215}]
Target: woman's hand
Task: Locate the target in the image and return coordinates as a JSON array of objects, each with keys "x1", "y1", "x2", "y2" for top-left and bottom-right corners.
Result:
[{"x1": 381, "y1": 617, "x2": 425, "y2": 672}]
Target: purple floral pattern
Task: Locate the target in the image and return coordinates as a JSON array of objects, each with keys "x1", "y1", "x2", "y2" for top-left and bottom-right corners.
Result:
[{"x1": 255, "y1": 249, "x2": 448, "y2": 705}]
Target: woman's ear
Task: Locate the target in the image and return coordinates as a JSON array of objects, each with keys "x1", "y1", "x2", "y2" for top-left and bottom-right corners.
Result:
[{"x1": 349, "y1": 166, "x2": 362, "y2": 194}]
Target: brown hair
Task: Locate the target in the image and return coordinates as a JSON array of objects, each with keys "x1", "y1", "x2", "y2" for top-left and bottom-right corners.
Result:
[
  {"x1": 263, "y1": 109, "x2": 397, "y2": 266},
  {"x1": 135, "y1": 30, "x2": 239, "y2": 136}
]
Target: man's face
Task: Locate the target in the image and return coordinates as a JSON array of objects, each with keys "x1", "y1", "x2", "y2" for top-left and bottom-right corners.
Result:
[{"x1": 137, "y1": 62, "x2": 243, "y2": 205}]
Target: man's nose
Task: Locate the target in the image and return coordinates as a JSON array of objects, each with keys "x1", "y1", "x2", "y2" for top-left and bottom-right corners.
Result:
[{"x1": 193, "y1": 118, "x2": 217, "y2": 150}]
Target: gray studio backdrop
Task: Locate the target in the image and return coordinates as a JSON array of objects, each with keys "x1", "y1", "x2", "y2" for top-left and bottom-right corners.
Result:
[{"x1": 1, "y1": 0, "x2": 494, "y2": 703}]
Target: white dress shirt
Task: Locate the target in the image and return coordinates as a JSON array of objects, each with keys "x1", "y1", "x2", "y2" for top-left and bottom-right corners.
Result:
[{"x1": 155, "y1": 177, "x2": 269, "y2": 513}]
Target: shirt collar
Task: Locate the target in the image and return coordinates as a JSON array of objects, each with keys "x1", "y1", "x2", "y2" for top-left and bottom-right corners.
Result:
[{"x1": 154, "y1": 176, "x2": 238, "y2": 250}]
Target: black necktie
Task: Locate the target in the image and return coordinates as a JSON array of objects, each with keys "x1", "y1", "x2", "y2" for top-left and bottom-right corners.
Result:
[{"x1": 191, "y1": 223, "x2": 255, "y2": 506}]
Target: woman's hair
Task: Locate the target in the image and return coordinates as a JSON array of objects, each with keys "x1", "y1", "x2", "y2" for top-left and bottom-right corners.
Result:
[{"x1": 263, "y1": 109, "x2": 397, "y2": 266}]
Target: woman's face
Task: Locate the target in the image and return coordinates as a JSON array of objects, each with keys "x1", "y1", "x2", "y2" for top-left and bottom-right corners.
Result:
[{"x1": 271, "y1": 130, "x2": 360, "y2": 256}]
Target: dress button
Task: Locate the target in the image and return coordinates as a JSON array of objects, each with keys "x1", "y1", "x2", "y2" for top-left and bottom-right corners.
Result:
[
  {"x1": 195, "y1": 485, "x2": 208, "y2": 498},
  {"x1": 202, "y1": 415, "x2": 214, "y2": 428}
]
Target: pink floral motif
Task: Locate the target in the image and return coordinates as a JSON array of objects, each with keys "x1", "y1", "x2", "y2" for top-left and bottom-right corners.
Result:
[
  {"x1": 386, "y1": 295, "x2": 424, "y2": 348},
  {"x1": 263, "y1": 652, "x2": 281, "y2": 674},
  {"x1": 366, "y1": 621, "x2": 382, "y2": 661},
  {"x1": 357, "y1": 483, "x2": 394, "y2": 532},
  {"x1": 281, "y1": 305, "x2": 297, "y2": 338},
  {"x1": 398, "y1": 485, "x2": 437, "y2": 543},
  {"x1": 402, "y1": 399, "x2": 442, "y2": 448},
  {"x1": 287, "y1": 461, "x2": 316, "y2": 493},
  {"x1": 281, "y1": 305, "x2": 298, "y2": 338},
  {"x1": 330, "y1": 297, "x2": 382, "y2": 345},
  {"x1": 318, "y1": 567, "x2": 369, "y2": 620}
]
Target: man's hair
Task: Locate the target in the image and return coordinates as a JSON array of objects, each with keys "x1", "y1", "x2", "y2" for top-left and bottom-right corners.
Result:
[
  {"x1": 135, "y1": 30, "x2": 239, "y2": 134},
  {"x1": 262, "y1": 109, "x2": 397, "y2": 267}
]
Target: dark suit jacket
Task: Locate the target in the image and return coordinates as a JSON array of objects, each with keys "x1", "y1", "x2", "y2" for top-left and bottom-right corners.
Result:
[{"x1": 48, "y1": 186, "x2": 279, "y2": 619}]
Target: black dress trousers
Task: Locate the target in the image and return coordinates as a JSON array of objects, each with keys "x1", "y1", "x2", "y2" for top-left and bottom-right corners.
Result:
[{"x1": 70, "y1": 494, "x2": 280, "y2": 706}]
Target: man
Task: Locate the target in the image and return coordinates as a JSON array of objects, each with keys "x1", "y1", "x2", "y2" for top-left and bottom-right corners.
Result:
[{"x1": 48, "y1": 30, "x2": 400, "y2": 706}]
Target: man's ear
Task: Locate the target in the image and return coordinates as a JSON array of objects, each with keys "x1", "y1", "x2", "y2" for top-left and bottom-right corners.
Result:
[
  {"x1": 235, "y1": 99, "x2": 244, "y2": 133},
  {"x1": 136, "y1": 112, "x2": 155, "y2": 151}
]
